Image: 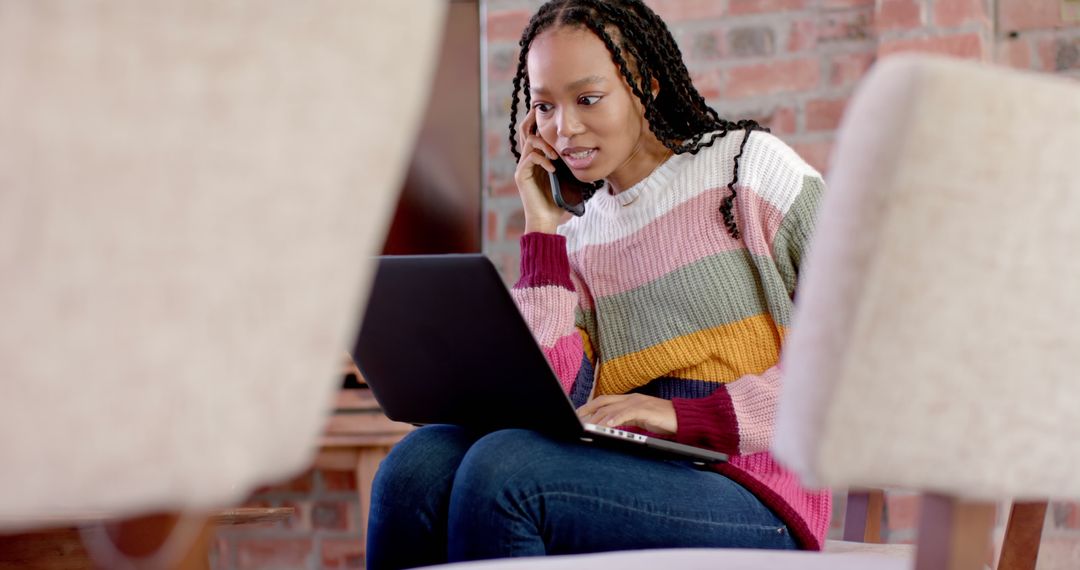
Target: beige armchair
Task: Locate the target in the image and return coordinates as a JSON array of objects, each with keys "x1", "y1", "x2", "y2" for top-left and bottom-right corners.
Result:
[
  {"x1": 421, "y1": 54, "x2": 1080, "y2": 570},
  {"x1": 0, "y1": 1, "x2": 444, "y2": 566}
]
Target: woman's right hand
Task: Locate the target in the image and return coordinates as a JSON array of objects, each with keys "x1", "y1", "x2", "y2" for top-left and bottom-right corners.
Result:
[{"x1": 515, "y1": 108, "x2": 566, "y2": 235}]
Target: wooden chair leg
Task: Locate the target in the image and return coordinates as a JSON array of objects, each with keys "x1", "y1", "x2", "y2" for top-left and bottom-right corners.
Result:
[
  {"x1": 915, "y1": 494, "x2": 997, "y2": 570},
  {"x1": 997, "y1": 501, "x2": 1047, "y2": 570},
  {"x1": 844, "y1": 488, "x2": 885, "y2": 543}
]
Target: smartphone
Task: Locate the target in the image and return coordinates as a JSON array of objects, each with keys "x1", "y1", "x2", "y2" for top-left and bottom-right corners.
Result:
[
  {"x1": 530, "y1": 121, "x2": 589, "y2": 217},
  {"x1": 548, "y1": 158, "x2": 589, "y2": 217}
]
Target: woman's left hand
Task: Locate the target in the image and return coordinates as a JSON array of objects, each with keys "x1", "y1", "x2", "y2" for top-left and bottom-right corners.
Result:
[{"x1": 576, "y1": 393, "x2": 677, "y2": 436}]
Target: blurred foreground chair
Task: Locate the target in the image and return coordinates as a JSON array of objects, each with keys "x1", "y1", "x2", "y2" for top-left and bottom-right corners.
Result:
[
  {"x1": 0, "y1": 1, "x2": 444, "y2": 567},
  {"x1": 421, "y1": 54, "x2": 1080, "y2": 570}
]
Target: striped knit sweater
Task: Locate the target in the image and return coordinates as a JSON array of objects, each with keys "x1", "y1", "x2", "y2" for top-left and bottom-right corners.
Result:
[{"x1": 510, "y1": 130, "x2": 831, "y2": 550}]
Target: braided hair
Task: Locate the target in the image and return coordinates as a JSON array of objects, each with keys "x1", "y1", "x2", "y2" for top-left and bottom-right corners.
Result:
[{"x1": 507, "y1": 0, "x2": 767, "y2": 239}]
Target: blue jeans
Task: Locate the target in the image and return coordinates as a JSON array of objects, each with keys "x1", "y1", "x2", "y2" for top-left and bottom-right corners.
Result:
[{"x1": 366, "y1": 425, "x2": 796, "y2": 569}]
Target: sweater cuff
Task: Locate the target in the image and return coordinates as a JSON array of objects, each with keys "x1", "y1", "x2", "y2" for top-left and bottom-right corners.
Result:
[
  {"x1": 672, "y1": 388, "x2": 740, "y2": 455},
  {"x1": 515, "y1": 232, "x2": 574, "y2": 290}
]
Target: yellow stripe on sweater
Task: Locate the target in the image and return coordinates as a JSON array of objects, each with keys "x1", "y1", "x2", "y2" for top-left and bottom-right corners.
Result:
[
  {"x1": 595, "y1": 315, "x2": 784, "y2": 396},
  {"x1": 578, "y1": 327, "x2": 594, "y2": 364}
]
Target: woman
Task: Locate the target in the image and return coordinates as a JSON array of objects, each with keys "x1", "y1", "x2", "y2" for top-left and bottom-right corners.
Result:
[{"x1": 366, "y1": 1, "x2": 830, "y2": 567}]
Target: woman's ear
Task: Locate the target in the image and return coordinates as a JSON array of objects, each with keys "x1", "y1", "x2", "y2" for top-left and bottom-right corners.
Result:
[{"x1": 650, "y1": 77, "x2": 660, "y2": 99}]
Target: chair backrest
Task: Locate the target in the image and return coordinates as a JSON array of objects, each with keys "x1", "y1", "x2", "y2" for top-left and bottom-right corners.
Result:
[
  {"x1": 0, "y1": 0, "x2": 444, "y2": 530},
  {"x1": 774, "y1": 55, "x2": 1080, "y2": 502}
]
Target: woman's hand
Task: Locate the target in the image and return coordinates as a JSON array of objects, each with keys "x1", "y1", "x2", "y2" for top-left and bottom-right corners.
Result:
[
  {"x1": 576, "y1": 393, "x2": 677, "y2": 436},
  {"x1": 515, "y1": 108, "x2": 566, "y2": 234}
]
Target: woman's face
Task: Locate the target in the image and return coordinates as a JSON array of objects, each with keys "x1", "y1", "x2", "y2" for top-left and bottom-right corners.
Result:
[{"x1": 527, "y1": 26, "x2": 659, "y2": 187}]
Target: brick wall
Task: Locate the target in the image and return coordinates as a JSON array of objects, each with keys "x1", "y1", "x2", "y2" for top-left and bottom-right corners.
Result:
[{"x1": 212, "y1": 469, "x2": 365, "y2": 569}]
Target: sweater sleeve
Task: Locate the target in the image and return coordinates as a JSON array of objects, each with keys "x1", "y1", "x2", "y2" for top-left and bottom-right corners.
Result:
[
  {"x1": 510, "y1": 232, "x2": 589, "y2": 396},
  {"x1": 671, "y1": 364, "x2": 781, "y2": 456}
]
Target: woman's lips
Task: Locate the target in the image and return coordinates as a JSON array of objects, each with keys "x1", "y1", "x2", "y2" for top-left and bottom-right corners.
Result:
[{"x1": 561, "y1": 147, "x2": 597, "y2": 170}]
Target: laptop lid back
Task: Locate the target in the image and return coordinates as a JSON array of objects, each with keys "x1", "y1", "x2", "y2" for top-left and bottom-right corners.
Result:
[{"x1": 352, "y1": 255, "x2": 584, "y2": 438}]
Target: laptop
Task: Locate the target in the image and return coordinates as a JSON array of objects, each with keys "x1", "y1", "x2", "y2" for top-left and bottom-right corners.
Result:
[{"x1": 351, "y1": 254, "x2": 728, "y2": 466}]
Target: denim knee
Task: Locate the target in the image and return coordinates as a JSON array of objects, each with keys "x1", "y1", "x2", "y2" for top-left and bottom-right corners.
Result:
[
  {"x1": 446, "y1": 429, "x2": 571, "y2": 560},
  {"x1": 449, "y1": 429, "x2": 554, "y2": 505},
  {"x1": 372, "y1": 425, "x2": 474, "y2": 499}
]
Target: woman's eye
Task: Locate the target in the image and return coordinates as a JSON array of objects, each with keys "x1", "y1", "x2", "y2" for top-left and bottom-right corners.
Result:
[
  {"x1": 579, "y1": 95, "x2": 601, "y2": 106},
  {"x1": 533, "y1": 103, "x2": 553, "y2": 113}
]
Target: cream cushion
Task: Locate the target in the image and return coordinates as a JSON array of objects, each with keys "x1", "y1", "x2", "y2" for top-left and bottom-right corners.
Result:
[
  {"x1": 0, "y1": 0, "x2": 444, "y2": 530},
  {"x1": 775, "y1": 55, "x2": 1080, "y2": 500}
]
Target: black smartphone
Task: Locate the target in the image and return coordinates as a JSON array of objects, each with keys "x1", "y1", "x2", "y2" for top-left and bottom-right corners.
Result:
[
  {"x1": 530, "y1": 120, "x2": 589, "y2": 217},
  {"x1": 549, "y1": 158, "x2": 589, "y2": 217}
]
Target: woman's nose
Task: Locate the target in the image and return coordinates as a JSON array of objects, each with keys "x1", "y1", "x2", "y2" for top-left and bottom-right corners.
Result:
[{"x1": 556, "y1": 109, "x2": 585, "y2": 138}]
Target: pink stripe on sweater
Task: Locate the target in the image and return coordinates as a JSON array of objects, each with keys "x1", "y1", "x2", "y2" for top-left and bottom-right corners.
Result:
[
  {"x1": 544, "y1": 331, "x2": 583, "y2": 394},
  {"x1": 569, "y1": 188, "x2": 785, "y2": 298},
  {"x1": 510, "y1": 285, "x2": 579, "y2": 348}
]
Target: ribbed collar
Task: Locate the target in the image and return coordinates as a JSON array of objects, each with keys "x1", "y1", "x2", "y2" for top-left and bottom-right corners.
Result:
[{"x1": 596, "y1": 152, "x2": 687, "y2": 208}]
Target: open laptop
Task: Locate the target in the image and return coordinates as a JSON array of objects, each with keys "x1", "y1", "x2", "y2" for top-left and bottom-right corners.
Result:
[{"x1": 350, "y1": 254, "x2": 727, "y2": 466}]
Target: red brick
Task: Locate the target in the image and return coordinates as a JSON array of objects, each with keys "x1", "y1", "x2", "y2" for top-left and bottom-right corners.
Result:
[
  {"x1": 728, "y1": 26, "x2": 776, "y2": 58},
  {"x1": 1036, "y1": 37, "x2": 1080, "y2": 73},
  {"x1": 210, "y1": 536, "x2": 230, "y2": 569},
  {"x1": 818, "y1": 9, "x2": 874, "y2": 43},
  {"x1": 885, "y1": 493, "x2": 921, "y2": 532},
  {"x1": 726, "y1": 106, "x2": 794, "y2": 136},
  {"x1": 241, "y1": 498, "x2": 273, "y2": 509},
  {"x1": 488, "y1": 130, "x2": 509, "y2": 160},
  {"x1": 830, "y1": 51, "x2": 876, "y2": 88},
  {"x1": 805, "y1": 97, "x2": 850, "y2": 132},
  {"x1": 876, "y1": 0, "x2": 923, "y2": 32},
  {"x1": 998, "y1": 0, "x2": 1062, "y2": 32},
  {"x1": 489, "y1": 160, "x2": 518, "y2": 197},
  {"x1": 691, "y1": 69, "x2": 724, "y2": 101},
  {"x1": 996, "y1": 37, "x2": 1033, "y2": 70},
  {"x1": 505, "y1": 208, "x2": 526, "y2": 242},
  {"x1": 488, "y1": 43, "x2": 521, "y2": 83},
  {"x1": 280, "y1": 500, "x2": 309, "y2": 531},
  {"x1": 823, "y1": 0, "x2": 874, "y2": 7},
  {"x1": 687, "y1": 29, "x2": 726, "y2": 61},
  {"x1": 723, "y1": 59, "x2": 820, "y2": 100},
  {"x1": 236, "y1": 538, "x2": 312, "y2": 569},
  {"x1": 492, "y1": 179, "x2": 518, "y2": 198},
  {"x1": 1068, "y1": 502, "x2": 1080, "y2": 529},
  {"x1": 252, "y1": 468, "x2": 314, "y2": 495},
  {"x1": 311, "y1": 500, "x2": 351, "y2": 531},
  {"x1": 486, "y1": 210, "x2": 499, "y2": 242},
  {"x1": 790, "y1": 139, "x2": 834, "y2": 174},
  {"x1": 878, "y1": 33, "x2": 984, "y2": 60},
  {"x1": 933, "y1": 0, "x2": 989, "y2": 28},
  {"x1": 493, "y1": 251, "x2": 521, "y2": 284},
  {"x1": 321, "y1": 538, "x2": 365, "y2": 569},
  {"x1": 766, "y1": 106, "x2": 798, "y2": 135},
  {"x1": 486, "y1": 9, "x2": 531, "y2": 43},
  {"x1": 727, "y1": 0, "x2": 807, "y2": 16},
  {"x1": 787, "y1": 19, "x2": 817, "y2": 52},
  {"x1": 320, "y1": 470, "x2": 358, "y2": 492},
  {"x1": 645, "y1": 0, "x2": 726, "y2": 22}
]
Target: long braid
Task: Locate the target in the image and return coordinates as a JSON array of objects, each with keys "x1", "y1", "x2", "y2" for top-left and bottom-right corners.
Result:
[{"x1": 508, "y1": 0, "x2": 769, "y2": 238}]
